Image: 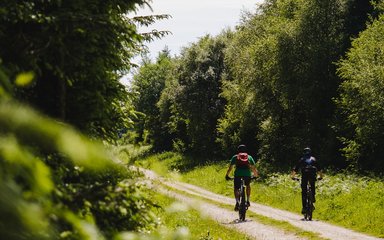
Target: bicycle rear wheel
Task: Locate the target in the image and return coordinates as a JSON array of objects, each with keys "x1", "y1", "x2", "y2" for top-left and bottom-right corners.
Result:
[
  {"x1": 305, "y1": 189, "x2": 313, "y2": 221},
  {"x1": 308, "y1": 197, "x2": 313, "y2": 220},
  {"x1": 239, "y1": 185, "x2": 246, "y2": 221}
]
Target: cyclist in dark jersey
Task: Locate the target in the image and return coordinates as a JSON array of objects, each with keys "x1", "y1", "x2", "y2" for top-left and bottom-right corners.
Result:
[
  {"x1": 291, "y1": 147, "x2": 323, "y2": 213},
  {"x1": 225, "y1": 144, "x2": 259, "y2": 211}
]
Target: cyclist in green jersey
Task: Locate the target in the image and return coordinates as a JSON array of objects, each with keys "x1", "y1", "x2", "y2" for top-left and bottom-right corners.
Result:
[{"x1": 225, "y1": 144, "x2": 259, "y2": 211}]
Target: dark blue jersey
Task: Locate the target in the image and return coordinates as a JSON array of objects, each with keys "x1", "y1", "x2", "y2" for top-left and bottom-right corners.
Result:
[{"x1": 293, "y1": 156, "x2": 320, "y2": 174}]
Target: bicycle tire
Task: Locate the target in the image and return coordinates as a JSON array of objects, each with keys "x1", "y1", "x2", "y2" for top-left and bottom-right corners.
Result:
[
  {"x1": 239, "y1": 182, "x2": 247, "y2": 221},
  {"x1": 306, "y1": 185, "x2": 313, "y2": 221},
  {"x1": 308, "y1": 193, "x2": 313, "y2": 220}
]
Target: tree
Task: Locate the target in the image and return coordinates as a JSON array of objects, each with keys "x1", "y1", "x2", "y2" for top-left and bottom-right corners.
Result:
[
  {"x1": 336, "y1": 3, "x2": 384, "y2": 171},
  {"x1": 219, "y1": 0, "x2": 352, "y2": 168},
  {"x1": 131, "y1": 50, "x2": 176, "y2": 150},
  {"x1": 170, "y1": 33, "x2": 230, "y2": 157},
  {"x1": 0, "y1": 0, "x2": 169, "y2": 141}
]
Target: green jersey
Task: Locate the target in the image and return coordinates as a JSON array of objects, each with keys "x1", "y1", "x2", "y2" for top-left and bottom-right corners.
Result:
[{"x1": 230, "y1": 154, "x2": 256, "y2": 177}]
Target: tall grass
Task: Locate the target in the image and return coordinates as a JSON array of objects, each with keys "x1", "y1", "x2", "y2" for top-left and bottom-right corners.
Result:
[{"x1": 137, "y1": 152, "x2": 384, "y2": 238}]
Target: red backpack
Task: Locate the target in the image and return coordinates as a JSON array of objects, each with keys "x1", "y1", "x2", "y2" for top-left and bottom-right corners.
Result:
[{"x1": 236, "y1": 153, "x2": 249, "y2": 169}]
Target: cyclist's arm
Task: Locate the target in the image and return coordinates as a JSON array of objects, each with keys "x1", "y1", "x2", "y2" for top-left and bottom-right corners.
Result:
[
  {"x1": 225, "y1": 164, "x2": 234, "y2": 177},
  {"x1": 291, "y1": 158, "x2": 302, "y2": 178},
  {"x1": 250, "y1": 165, "x2": 259, "y2": 177},
  {"x1": 317, "y1": 170, "x2": 324, "y2": 179},
  {"x1": 291, "y1": 164, "x2": 299, "y2": 179},
  {"x1": 313, "y1": 157, "x2": 324, "y2": 179},
  {"x1": 226, "y1": 155, "x2": 237, "y2": 177},
  {"x1": 248, "y1": 156, "x2": 259, "y2": 177}
]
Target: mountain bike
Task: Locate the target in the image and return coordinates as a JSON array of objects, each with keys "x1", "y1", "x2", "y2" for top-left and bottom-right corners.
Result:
[
  {"x1": 227, "y1": 176, "x2": 256, "y2": 221},
  {"x1": 293, "y1": 177, "x2": 320, "y2": 221}
]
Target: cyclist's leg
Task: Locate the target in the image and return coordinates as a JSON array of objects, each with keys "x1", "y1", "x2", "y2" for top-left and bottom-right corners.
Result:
[
  {"x1": 234, "y1": 176, "x2": 241, "y2": 210},
  {"x1": 244, "y1": 176, "x2": 252, "y2": 206},
  {"x1": 309, "y1": 173, "x2": 316, "y2": 202},
  {"x1": 234, "y1": 176, "x2": 241, "y2": 201}
]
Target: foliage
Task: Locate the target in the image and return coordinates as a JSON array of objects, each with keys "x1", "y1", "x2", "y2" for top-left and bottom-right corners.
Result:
[
  {"x1": 132, "y1": 32, "x2": 231, "y2": 158},
  {"x1": 0, "y1": 66, "x2": 158, "y2": 239},
  {"x1": 0, "y1": 0, "x2": 169, "y2": 142},
  {"x1": 336, "y1": 6, "x2": 384, "y2": 171},
  {"x1": 131, "y1": 50, "x2": 176, "y2": 150},
  {"x1": 167, "y1": 32, "x2": 231, "y2": 157},
  {"x1": 157, "y1": 64, "x2": 188, "y2": 153},
  {"x1": 218, "y1": 0, "x2": 358, "y2": 168}
]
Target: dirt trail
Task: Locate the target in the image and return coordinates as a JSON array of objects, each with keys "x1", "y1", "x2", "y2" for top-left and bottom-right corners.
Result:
[{"x1": 142, "y1": 169, "x2": 383, "y2": 240}]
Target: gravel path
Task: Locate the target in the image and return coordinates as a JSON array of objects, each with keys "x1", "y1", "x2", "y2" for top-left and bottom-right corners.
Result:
[
  {"x1": 158, "y1": 186, "x2": 304, "y2": 240},
  {"x1": 141, "y1": 168, "x2": 383, "y2": 240}
]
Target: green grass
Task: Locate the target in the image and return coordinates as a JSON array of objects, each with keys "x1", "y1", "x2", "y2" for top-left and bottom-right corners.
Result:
[
  {"x1": 116, "y1": 144, "x2": 152, "y2": 164},
  {"x1": 136, "y1": 152, "x2": 384, "y2": 238}
]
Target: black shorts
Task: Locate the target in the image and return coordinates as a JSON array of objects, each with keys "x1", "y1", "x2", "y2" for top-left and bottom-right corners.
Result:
[{"x1": 234, "y1": 176, "x2": 251, "y2": 189}]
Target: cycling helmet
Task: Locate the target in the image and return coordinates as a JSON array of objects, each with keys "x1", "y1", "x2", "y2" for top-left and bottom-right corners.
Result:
[
  {"x1": 303, "y1": 147, "x2": 311, "y2": 155},
  {"x1": 237, "y1": 144, "x2": 247, "y2": 153}
]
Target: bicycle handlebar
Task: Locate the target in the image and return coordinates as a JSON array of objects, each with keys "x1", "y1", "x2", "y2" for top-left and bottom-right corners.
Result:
[
  {"x1": 292, "y1": 177, "x2": 323, "y2": 181},
  {"x1": 225, "y1": 175, "x2": 258, "y2": 181}
]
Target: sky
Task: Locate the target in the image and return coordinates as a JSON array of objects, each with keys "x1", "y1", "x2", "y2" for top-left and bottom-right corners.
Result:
[
  {"x1": 122, "y1": 0, "x2": 264, "y2": 84},
  {"x1": 134, "y1": 0, "x2": 264, "y2": 60}
]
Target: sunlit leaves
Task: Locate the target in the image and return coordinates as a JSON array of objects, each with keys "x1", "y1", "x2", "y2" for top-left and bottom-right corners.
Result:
[
  {"x1": 336, "y1": 12, "x2": 384, "y2": 170},
  {"x1": 131, "y1": 51, "x2": 176, "y2": 150},
  {"x1": 219, "y1": 0, "x2": 352, "y2": 165},
  {"x1": 0, "y1": 101, "x2": 113, "y2": 170},
  {"x1": 170, "y1": 33, "x2": 228, "y2": 156},
  {"x1": 15, "y1": 72, "x2": 34, "y2": 87}
]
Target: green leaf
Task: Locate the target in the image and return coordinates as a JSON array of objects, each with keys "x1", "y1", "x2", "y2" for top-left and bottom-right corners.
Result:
[{"x1": 15, "y1": 72, "x2": 34, "y2": 87}]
